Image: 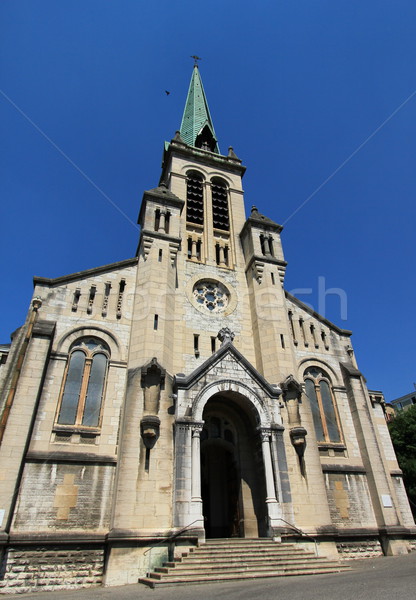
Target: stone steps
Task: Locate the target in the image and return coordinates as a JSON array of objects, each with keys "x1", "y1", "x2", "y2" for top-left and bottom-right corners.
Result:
[{"x1": 139, "y1": 538, "x2": 350, "y2": 588}]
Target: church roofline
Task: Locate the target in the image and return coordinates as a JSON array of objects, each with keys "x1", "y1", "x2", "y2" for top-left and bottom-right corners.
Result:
[
  {"x1": 173, "y1": 340, "x2": 281, "y2": 398},
  {"x1": 33, "y1": 257, "x2": 138, "y2": 287},
  {"x1": 285, "y1": 290, "x2": 352, "y2": 336}
]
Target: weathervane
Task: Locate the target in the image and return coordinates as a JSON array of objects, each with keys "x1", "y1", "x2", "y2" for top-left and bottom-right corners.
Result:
[{"x1": 190, "y1": 55, "x2": 202, "y2": 66}]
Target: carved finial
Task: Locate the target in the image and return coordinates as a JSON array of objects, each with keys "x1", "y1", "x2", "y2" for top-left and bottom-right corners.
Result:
[
  {"x1": 251, "y1": 205, "x2": 258, "y2": 214},
  {"x1": 32, "y1": 297, "x2": 42, "y2": 311},
  {"x1": 173, "y1": 130, "x2": 185, "y2": 144},
  {"x1": 218, "y1": 327, "x2": 235, "y2": 346},
  {"x1": 228, "y1": 146, "x2": 238, "y2": 159}
]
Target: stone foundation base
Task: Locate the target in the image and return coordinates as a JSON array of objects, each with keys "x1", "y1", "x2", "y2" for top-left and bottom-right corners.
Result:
[
  {"x1": 336, "y1": 539, "x2": 383, "y2": 559},
  {"x1": 0, "y1": 545, "x2": 104, "y2": 594}
]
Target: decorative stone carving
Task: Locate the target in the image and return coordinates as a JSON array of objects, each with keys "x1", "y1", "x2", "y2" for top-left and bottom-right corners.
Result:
[
  {"x1": 280, "y1": 375, "x2": 307, "y2": 458},
  {"x1": 32, "y1": 297, "x2": 42, "y2": 311},
  {"x1": 140, "y1": 415, "x2": 161, "y2": 449},
  {"x1": 289, "y1": 426, "x2": 308, "y2": 459},
  {"x1": 259, "y1": 427, "x2": 272, "y2": 442},
  {"x1": 141, "y1": 357, "x2": 166, "y2": 414},
  {"x1": 280, "y1": 374, "x2": 302, "y2": 426},
  {"x1": 217, "y1": 327, "x2": 235, "y2": 346},
  {"x1": 193, "y1": 280, "x2": 230, "y2": 313}
]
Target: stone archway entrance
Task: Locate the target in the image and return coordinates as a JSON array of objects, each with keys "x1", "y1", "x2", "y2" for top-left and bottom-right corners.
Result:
[{"x1": 200, "y1": 394, "x2": 268, "y2": 538}]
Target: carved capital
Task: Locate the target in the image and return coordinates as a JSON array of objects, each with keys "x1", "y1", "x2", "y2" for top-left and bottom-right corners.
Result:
[
  {"x1": 259, "y1": 428, "x2": 272, "y2": 442},
  {"x1": 191, "y1": 422, "x2": 204, "y2": 437}
]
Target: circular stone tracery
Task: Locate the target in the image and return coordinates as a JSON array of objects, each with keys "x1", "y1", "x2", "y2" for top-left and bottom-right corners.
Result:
[{"x1": 193, "y1": 280, "x2": 230, "y2": 313}]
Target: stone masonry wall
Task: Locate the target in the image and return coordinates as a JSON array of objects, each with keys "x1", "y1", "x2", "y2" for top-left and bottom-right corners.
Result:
[
  {"x1": 0, "y1": 545, "x2": 104, "y2": 594},
  {"x1": 325, "y1": 472, "x2": 377, "y2": 528},
  {"x1": 13, "y1": 462, "x2": 114, "y2": 531}
]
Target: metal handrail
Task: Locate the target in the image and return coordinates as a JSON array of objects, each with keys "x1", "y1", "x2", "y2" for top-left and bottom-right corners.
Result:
[
  {"x1": 144, "y1": 519, "x2": 202, "y2": 577},
  {"x1": 278, "y1": 517, "x2": 319, "y2": 556},
  {"x1": 143, "y1": 519, "x2": 202, "y2": 555}
]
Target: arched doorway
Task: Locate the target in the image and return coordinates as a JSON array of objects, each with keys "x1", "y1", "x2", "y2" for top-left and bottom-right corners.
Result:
[{"x1": 200, "y1": 394, "x2": 268, "y2": 538}]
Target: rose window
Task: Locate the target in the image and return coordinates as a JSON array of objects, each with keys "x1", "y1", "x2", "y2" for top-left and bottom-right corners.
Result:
[{"x1": 193, "y1": 280, "x2": 230, "y2": 313}]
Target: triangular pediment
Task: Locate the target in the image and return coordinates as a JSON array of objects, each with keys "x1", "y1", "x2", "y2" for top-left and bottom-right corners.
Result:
[{"x1": 174, "y1": 341, "x2": 281, "y2": 399}]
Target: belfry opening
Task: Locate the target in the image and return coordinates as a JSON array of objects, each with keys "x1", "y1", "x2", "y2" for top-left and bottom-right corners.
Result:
[{"x1": 200, "y1": 393, "x2": 268, "y2": 538}]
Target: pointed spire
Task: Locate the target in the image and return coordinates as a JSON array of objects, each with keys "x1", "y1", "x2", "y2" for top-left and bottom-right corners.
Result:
[{"x1": 179, "y1": 65, "x2": 220, "y2": 154}]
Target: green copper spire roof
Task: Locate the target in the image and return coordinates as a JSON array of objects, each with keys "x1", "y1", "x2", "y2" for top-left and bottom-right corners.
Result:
[{"x1": 179, "y1": 65, "x2": 220, "y2": 154}]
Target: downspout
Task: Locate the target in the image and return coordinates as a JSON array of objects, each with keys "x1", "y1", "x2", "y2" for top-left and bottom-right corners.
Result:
[{"x1": 0, "y1": 297, "x2": 42, "y2": 446}]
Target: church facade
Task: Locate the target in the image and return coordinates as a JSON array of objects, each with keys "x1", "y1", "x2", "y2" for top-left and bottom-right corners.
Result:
[{"x1": 0, "y1": 66, "x2": 414, "y2": 592}]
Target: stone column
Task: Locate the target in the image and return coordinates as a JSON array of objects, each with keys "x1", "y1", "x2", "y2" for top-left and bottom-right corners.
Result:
[
  {"x1": 261, "y1": 429, "x2": 278, "y2": 503},
  {"x1": 191, "y1": 425, "x2": 203, "y2": 502},
  {"x1": 190, "y1": 423, "x2": 204, "y2": 528},
  {"x1": 260, "y1": 428, "x2": 281, "y2": 534},
  {"x1": 159, "y1": 211, "x2": 166, "y2": 233},
  {"x1": 173, "y1": 421, "x2": 192, "y2": 527},
  {"x1": 218, "y1": 246, "x2": 226, "y2": 267}
]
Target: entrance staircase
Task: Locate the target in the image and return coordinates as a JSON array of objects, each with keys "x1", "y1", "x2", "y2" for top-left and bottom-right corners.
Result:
[{"x1": 139, "y1": 538, "x2": 350, "y2": 587}]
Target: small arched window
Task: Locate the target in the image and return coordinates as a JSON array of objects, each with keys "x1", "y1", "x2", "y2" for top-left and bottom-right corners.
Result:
[
  {"x1": 211, "y1": 178, "x2": 229, "y2": 231},
  {"x1": 57, "y1": 338, "x2": 109, "y2": 427},
  {"x1": 186, "y1": 172, "x2": 204, "y2": 225},
  {"x1": 304, "y1": 367, "x2": 342, "y2": 444}
]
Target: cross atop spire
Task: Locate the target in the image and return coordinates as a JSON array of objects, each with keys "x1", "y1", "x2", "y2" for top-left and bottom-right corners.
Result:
[
  {"x1": 179, "y1": 64, "x2": 220, "y2": 154},
  {"x1": 190, "y1": 55, "x2": 201, "y2": 66}
]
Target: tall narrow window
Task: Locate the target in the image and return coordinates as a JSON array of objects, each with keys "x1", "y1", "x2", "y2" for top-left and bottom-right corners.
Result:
[
  {"x1": 186, "y1": 172, "x2": 204, "y2": 225},
  {"x1": 211, "y1": 178, "x2": 229, "y2": 231},
  {"x1": 299, "y1": 318, "x2": 308, "y2": 347},
  {"x1": 57, "y1": 338, "x2": 109, "y2": 428},
  {"x1": 194, "y1": 334, "x2": 200, "y2": 357},
  {"x1": 154, "y1": 209, "x2": 161, "y2": 231},
  {"x1": 260, "y1": 234, "x2": 273, "y2": 256},
  {"x1": 260, "y1": 234, "x2": 266, "y2": 255},
  {"x1": 72, "y1": 289, "x2": 81, "y2": 312},
  {"x1": 288, "y1": 311, "x2": 297, "y2": 345},
  {"x1": 304, "y1": 367, "x2": 342, "y2": 444}
]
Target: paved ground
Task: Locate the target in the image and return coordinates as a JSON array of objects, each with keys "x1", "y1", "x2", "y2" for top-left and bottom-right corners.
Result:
[{"x1": 6, "y1": 553, "x2": 416, "y2": 600}]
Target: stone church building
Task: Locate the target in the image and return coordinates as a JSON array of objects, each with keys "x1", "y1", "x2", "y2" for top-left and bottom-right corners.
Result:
[{"x1": 0, "y1": 65, "x2": 414, "y2": 592}]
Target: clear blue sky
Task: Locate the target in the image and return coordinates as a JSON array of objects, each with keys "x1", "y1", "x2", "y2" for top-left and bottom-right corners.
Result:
[{"x1": 1, "y1": 1, "x2": 415, "y2": 401}]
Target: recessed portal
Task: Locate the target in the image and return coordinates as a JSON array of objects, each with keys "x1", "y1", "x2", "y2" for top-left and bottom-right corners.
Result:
[
  {"x1": 201, "y1": 442, "x2": 240, "y2": 538},
  {"x1": 201, "y1": 395, "x2": 268, "y2": 538}
]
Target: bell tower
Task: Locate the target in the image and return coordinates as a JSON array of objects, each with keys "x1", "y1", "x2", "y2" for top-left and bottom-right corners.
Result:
[{"x1": 134, "y1": 64, "x2": 262, "y2": 370}]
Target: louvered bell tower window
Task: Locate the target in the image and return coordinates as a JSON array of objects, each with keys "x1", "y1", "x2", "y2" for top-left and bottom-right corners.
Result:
[
  {"x1": 211, "y1": 178, "x2": 229, "y2": 231},
  {"x1": 186, "y1": 173, "x2": 204, "y2": 225}
]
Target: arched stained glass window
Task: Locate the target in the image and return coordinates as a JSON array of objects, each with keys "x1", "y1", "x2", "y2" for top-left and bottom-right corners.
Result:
[
  {"x1": 57, "y1": 338, "x2": 109, "y2": 427},
  {"x1": 304, "y1": 367, "x2": 342, "y2": 444},
  {"x1": 304, "y1": 377, "x2": 325, "y2": 442}
]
